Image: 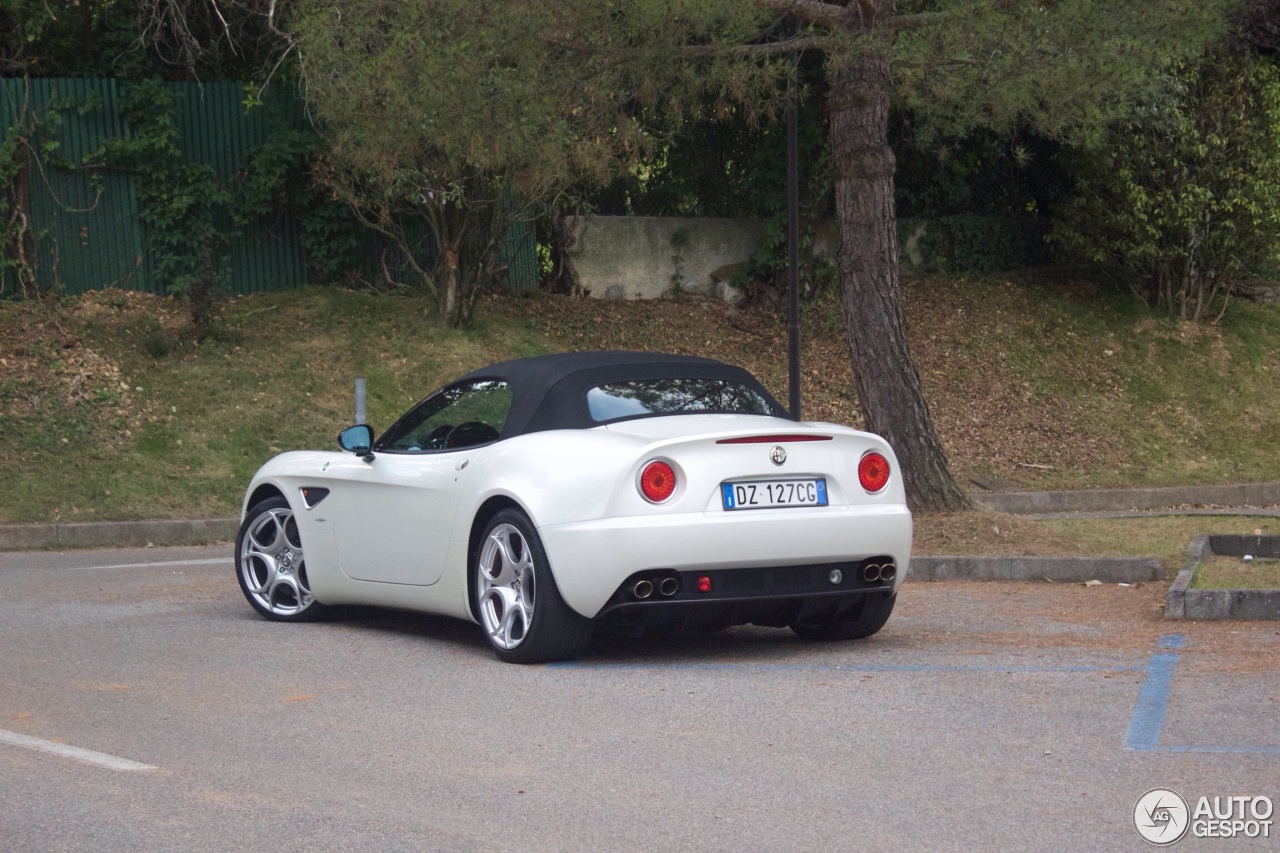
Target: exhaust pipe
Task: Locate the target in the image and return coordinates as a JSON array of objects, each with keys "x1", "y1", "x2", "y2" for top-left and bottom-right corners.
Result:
[
  {"x1": 862, "y1": 564, "x2": 882, "y2": 583},
  {"x1": 632, "y1": 579, "x2": 654, "y2": 599},
  {"x1": 659, "y1": 577, "x2": 680, "y2": 597},
  {"x1": 879, "y1": 563, "x2": 897, "y2": 582}
]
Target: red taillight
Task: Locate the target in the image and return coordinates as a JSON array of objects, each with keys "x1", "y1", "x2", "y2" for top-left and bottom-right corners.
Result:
[
  {"x1": 859, "y1": 451, "x2": 890, "y2": 493},
  {"x1": 696, "y1": 575, "x2": 712, "y2": 593},
  {"x1": 639, "y1": 460, "x2": 677, "y2": 503}
]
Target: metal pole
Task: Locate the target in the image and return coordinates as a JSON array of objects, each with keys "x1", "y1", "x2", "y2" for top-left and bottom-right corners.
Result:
[
  {"x1": 786, "y1": 64, "x2": 801, "y2": 421},
  {"x1": 355, "y1": 377, "x2": 367, "y2": 424}
]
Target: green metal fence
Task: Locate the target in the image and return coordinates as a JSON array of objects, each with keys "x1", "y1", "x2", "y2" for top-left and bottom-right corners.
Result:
[{"x1": 2, "y1": 78, "x2": 537, "y2": 297}]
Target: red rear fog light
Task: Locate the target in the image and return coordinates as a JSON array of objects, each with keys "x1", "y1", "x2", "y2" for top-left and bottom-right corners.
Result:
[{"x1": 696, "y1": 576, "x2": 712, "y2": 594}]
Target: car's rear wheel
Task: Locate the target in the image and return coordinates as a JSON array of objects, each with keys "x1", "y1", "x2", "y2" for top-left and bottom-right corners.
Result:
[
  {"x1": 236, "y1": 496, "x2": 326, "y2": 622},
  {"x1": 790, "y1": 592, "x2": 896, "y2": 641},
  {"x1": 475, "y1": 509, "x2": 592, "y2": 663}
]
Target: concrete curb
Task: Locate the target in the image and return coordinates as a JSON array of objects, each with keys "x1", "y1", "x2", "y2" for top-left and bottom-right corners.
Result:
[
  {"x1": 1165, "y1": 534, "x2": 1280, "y2": 620},
  {"x1": 1023, "y1": 508, "x2": 1280, "y2": 521},
  {"x1": 2, "y1": 518, "x2": 1166, "y2": 585},
  {"x1": 910, "y1": 555, "x2": 1165, "y2": 584},
  {"x1": 973, "y1": 482, "x2": 1280, "y2": 515},
  {"x1": 0, "y1": 518, "x2": 238, "y2": 551}
]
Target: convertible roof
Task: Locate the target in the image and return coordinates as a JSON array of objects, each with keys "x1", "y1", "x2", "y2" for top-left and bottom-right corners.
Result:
[{"x1": 454, "y1": 350, "x2": 789, "y2": 436}]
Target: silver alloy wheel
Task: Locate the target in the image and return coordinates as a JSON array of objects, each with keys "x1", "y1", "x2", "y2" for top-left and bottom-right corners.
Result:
[
  {"x1": 239, "y1": 506, "x2": 314, "y2": 617},
  {"x1": 477, "y1": 522, "x2": 537, "y2": 650}
]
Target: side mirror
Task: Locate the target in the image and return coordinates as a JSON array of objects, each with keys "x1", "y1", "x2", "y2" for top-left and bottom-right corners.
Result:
[{"x1": 337, "y1": 424, "x2": 375, "y2": 461}]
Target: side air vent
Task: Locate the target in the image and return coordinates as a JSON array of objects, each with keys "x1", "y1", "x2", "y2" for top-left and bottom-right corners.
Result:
[{"x1": 300, "y1": 487, "x2": 330, "y2": 509}]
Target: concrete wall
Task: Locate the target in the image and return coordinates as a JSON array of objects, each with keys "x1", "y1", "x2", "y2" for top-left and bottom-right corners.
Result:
[
  {"x1": 563, "y1": 214, "x2": 1025, "y2": 302},
  {"x1": 564, "y1": 216, "x2": 768, "y2": 302}
]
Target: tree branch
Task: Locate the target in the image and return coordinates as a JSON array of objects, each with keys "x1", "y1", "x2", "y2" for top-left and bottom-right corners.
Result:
[
  {"x1": 678, "y1": 34, "x2": 828, "y2": 59},
  {"x1": 266, "y1": 0, "x2": 293, "y2": 43}
]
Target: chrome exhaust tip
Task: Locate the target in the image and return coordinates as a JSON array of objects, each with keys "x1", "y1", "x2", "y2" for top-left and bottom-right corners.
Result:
[
  {"x1": 632, "y1": 579, "x2": 654, "y2": 599},
  {"x1": 879, "y1": 563, "x2": 897, "y2": 582},
  {"x1": 658, "y1": 577, "x2": 680, "y2": 597},
  {"x1": 862, "y1": 564, "x2": 882, "y2": 583}
]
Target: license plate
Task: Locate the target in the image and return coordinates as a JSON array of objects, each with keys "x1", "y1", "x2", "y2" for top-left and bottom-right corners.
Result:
[{"x1": 721, "y1": 479, "x2": 828, "y2": 510}]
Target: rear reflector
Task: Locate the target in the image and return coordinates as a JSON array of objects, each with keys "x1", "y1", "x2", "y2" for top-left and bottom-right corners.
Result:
[{"x1": 716, "y1": 435, "x2": 832, "y2": 444}]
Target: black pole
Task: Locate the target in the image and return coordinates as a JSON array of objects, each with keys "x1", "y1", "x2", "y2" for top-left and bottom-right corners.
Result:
[{"x1": 786, "y1": 64, "x2": 801, "y2": 420}]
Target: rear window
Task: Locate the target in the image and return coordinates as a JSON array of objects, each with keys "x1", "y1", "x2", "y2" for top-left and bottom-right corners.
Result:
[{"x1": 587, "y1": 378, "x2": 775, "y2": 422}]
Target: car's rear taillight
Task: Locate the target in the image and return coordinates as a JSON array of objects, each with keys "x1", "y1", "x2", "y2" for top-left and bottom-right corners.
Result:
[
  {"x1": 859, "y1": 451, "x2": 890, "y2": 493},
  {"x1": 639, "y1": 460, "x2": 677, "y2": 503}
]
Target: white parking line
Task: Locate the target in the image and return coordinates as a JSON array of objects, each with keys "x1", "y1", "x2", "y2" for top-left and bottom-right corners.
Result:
[
  {"x1": 72, "y1": 557, "x2": 229, "y2": 571},
  {"x1": 0, "y1": 729, "x2": 156, "y2": 771}
]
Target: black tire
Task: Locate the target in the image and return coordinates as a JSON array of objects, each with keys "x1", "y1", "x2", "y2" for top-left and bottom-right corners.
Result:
[
  {"x1": 235, "y1": 496, "x2": 327, "y2": 622},
  {"x1": 473, "y1": 508, "x2": 592, "y2": 663},
  {"x1": 790, "y1": 592, "x2": 896, "y2": 641}
]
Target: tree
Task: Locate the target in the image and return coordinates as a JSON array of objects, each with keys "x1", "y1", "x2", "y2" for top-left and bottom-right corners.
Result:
[
  {"x1": 293, "y1": 0, "x2": 788, "y2": 325},
  {"x1": 762, "y1": 0, "x2": 1232, "y2": 511},
  {"x1": 291, "y1": 0, "x2": 1229, "y2": 510}
]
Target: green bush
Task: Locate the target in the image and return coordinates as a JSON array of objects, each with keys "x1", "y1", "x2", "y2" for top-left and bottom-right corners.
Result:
[
  {"x1": 1052, "y1": 49, "x2": 1280, "y2": 321},
  {"x1": 899, "y1": 215, "x2": 1028, "y2": 275}
]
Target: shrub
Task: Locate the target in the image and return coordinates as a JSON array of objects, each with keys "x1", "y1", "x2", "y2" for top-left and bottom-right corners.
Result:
[{"x1": 1052, "y1": 49, "x2": 1280, "y2": 321}]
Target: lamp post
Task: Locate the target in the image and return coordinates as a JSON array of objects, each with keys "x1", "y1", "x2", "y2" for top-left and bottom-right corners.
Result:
[{"x1": 786, "y1": 58, "x2": 801, "y2": 421}]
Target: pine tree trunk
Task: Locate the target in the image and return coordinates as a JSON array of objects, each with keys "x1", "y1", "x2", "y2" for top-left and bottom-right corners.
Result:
[{"x1": 828, "y1": 54, "x2": 969, "y2": 512}]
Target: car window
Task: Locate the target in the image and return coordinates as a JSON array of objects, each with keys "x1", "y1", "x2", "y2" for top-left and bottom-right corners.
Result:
[
  {"x1": 587, "y1": 378, "x2": 775, "y2": 422},
  {"x1": 380, "y1": 380, "x2": 512, "y2": 452}
]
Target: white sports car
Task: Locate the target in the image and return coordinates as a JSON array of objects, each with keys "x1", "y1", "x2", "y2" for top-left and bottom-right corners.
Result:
[{"x1": 236, "y1": 351, "x2": 912, "y2": 663}]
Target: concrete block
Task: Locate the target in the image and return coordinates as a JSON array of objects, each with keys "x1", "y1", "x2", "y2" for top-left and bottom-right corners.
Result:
[
  {"x1": 911, "y1": 555, "x2": 1164, "y2": 583},
  {"x1": 972, "y1": 483, "x2": 1280, "y2": 515},
  {"x1": 54, "y1": 518, "x2": 238, "y2": 549},
  {"x1": 1207, "y1": 534, "x2": 1280, "y2": 559},
  {"x1": 1184, "y1": 589, "x2": 1280, "y2": 620},
  {"x1": 1165, "y1": 533, "x2": 1280, "y2": 620},
  {"x1": 0, "y1": 524, "x2": 57, "y2": 552}
]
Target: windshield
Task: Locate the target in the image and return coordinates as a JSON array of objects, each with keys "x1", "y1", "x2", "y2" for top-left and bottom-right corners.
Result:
[{"x1": 587, "y1": 378, "x2": 775, "y2": 422}]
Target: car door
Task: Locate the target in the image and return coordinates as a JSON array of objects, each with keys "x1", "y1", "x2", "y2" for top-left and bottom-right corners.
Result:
[{"x1": 327, "y1": 379, "x2": 511, "y2": 586}]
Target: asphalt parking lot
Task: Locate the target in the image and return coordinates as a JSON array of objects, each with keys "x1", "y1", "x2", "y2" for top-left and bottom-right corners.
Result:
[{"x1": 2, "y1": 545, "x2": 1277, "y2": 852}]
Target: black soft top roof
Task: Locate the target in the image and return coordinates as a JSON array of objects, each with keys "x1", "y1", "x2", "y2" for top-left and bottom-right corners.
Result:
[{"x1": 453, "y1": 350, "x2": 789, "y2": 436}]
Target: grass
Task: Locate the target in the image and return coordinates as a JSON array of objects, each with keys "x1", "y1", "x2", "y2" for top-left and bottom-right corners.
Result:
[
  {"x1": 1193, "y1": 556, "x2": 1280, "y2": 590},
  {"x1": 913, "y1": 512, "x2": 1279, "y2": 573},
  {"x1": 2, "y1": 276, "x2": 1280, "y2": 577}
]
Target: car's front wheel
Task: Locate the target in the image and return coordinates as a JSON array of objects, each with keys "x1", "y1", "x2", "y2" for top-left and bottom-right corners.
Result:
[
  {"x1": 474, "y1": 509, "x2": 592, "y2": 663},
  {"x1": 790, "y1": 592, "x2": 896, "y2": 641},
  {"x1": 236, "y1": 496, "x2": 326, "y2": 622}
]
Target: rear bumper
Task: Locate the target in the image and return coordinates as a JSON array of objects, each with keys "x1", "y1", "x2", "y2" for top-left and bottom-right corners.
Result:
[{"x1": 538, "y1": 504, "x2": 912, "y2": 618}]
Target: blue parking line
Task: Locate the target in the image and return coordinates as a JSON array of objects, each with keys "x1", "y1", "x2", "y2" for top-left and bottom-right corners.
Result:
[
  {"x1": 1126, "y1": 633, "x2": 1280, "y2": 754},
  {"x1": 561, "y1": 640, "x2": 1280, "y2": 756},
  {"x1": 1125, "y1": 634, "x2": 1184, "y2": 750}
]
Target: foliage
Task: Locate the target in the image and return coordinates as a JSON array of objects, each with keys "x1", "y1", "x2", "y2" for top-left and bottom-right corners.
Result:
[
  {"x1": 292, "y1": 0, "x2": 789, "y2": 326},
  {"x1": 88, "y1": 78, "x2": 230, "y2": 335},
  {"x1": 1052, "y1": 49, "x2": 1280, "y2": 320},
  {"x1": 234, "y1": 121, "x2": 364, "y2": 285},
  {"x1": 0, "y1": 87, "x2": 38, "y2": 297},
  {"x1": 1233, "y1": 0, "x2": 1280, "y2": 55},
  {"x1": 891, "y1": 0, "x2": 1234, "y2": 146},
  {"x1": 1, "y1": 0, "x2": 291, "y2": 82},
  {"x1": 898, "y1": 215, "x2": 1028, "y2": 274},
  {"x1": 1, "y1": 0, "x2": 305, "y2": 320}
]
